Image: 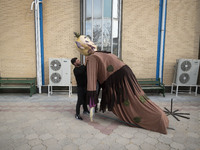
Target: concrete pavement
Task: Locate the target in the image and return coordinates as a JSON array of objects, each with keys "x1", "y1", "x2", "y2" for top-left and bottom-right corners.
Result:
[{"x1": 0, "y1": 92, "x2": 199, "y2": 150}]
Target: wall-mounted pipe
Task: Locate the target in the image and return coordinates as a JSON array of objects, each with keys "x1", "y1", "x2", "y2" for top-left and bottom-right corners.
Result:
[
  {"x1": 31, "y1": 1, "x2": 35, "y2": 10},
  {"x1": 36, "y1": 0, "x2": 42, "y2": 92},
  {"x1": 39, "y1": 0, "x2": 45, "y2": 85},
  {"x1": 156, "y1": 0, "x2": 162, "y2": 81},
  {"x1": 156, "y1": 0, "x2": 167, "y2": 83},
  {"x1": 31, "y1": 0, "x2": 44, "y2": 93}
]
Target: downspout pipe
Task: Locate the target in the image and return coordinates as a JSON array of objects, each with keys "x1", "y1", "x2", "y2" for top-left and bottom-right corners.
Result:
[
  {"x1": 160, "y1": 0, "x2": 167, "y2": 83},
  {"x1": 36, "y1": 0, "x2": 42, "y2": 93},
  {"x1": 156, "y1": 0, "x2": 163, "y2": 81},
  {"x1": 31, "y1": 0, "x2": 42, "y2": 93},
  {"x1": 156, "y1": 0, "x2": 167, "y2": 83},
  {"x1": 39, "y1": 0, "x2": 45, "y2": 85},
  {"x1": 80, "y1": 0, "x2": 84, "y2": 64},
  {"x1": 37, "y1": 0, "x2": 42, "y2": 92}
]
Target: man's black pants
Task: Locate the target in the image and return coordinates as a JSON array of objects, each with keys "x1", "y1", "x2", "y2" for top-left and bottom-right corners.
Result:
[{"x1": 76, "y1": 86, "x2": 88, "y2": 115}]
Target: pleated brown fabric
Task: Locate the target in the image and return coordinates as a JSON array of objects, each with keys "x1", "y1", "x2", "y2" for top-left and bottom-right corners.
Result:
[{"x1": 86, "y1": 52, "x2": 169, "y2": 134}]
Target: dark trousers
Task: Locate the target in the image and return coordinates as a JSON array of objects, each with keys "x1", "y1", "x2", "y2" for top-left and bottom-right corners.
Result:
[{"x1": 76, "y1": 86, "x2": 88, "y2": 115}]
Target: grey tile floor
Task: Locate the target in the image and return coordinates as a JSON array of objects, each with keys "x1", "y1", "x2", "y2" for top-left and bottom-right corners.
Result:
[{"x1": 0, "y1": 92, "x2": 199, "y2": 150}]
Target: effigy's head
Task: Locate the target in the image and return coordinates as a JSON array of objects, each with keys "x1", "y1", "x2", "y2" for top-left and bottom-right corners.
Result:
[{"x1": 74, "y1": 32, "x2": 97, "y2": 56}]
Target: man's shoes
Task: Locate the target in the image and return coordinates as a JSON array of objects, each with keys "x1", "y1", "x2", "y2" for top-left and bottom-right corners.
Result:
[
  {"x1": 75, "y1": 114, "x2": 83, "y2": 120},
  {"x1": 83, "y1": 111, "x2": 90, "y2": 115}
]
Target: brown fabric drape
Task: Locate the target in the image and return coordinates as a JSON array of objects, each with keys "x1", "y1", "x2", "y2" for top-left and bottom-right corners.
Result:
[{"x1": 86, "y1": 52, "x2": 169, "y2": 134}]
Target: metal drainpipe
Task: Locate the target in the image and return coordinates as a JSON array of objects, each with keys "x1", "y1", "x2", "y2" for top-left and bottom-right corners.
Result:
[
  {"x1": 31, "y1": 0, "x2": 42, "y2": 93},
  {"x1": 39, "y1": 0, "x2": 45, "y2": 85},
  {"x1": 37, "y1": 0, "x2": 42, "y2": 93},
  {"x1": 156, "y1": 0, "x2": 167, "y2": 83},
  {"x1": 156, "y1": 0, "x2": 162, "y2": 81},
  {"x1": 80, "y1": 0, "x2": 84, "y2": 64}
]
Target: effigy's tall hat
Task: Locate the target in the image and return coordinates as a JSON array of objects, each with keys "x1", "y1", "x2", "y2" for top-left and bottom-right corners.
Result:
[{"x1": 74, "y1": 32, "x2": 97, "y2": 56}]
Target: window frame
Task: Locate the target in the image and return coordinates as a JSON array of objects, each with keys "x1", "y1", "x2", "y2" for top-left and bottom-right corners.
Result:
[{"x1": 80, "y1": 0, "x2": 122, "y2": 59}]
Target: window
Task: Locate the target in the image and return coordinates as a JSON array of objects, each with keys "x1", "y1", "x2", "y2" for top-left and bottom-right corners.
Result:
[{"x1": 81, "y1": 0, "x2": 122, "y2": 57}]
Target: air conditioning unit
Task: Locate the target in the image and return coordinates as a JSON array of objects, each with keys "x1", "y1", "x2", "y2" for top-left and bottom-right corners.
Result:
[
  {"x1": 48, "y1": 58, "x2": 72, "y2": 96},
  {"x1": 49, "y1": 58, "x2": 71, "y2": 86},
  {"x1": 173, "y1": 59, "x2": 199, "y2": 85}
]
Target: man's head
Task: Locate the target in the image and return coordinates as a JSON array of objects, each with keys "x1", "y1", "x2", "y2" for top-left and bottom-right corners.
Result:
[{"x1": 71, "y1": 57, "x2": 81, "y2": 67}]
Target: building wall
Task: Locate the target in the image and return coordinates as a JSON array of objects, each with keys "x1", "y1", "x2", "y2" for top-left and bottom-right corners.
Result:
[
  {"x1": 42, "y1": 0, "x2": 80, "y2": 85},
  {"x1": 0, "y1": 0, "x2": 36, "y2": 77},
  {"x1": 122, "y1": 0, "x2": 200, "y2": 85},
  {"x1": 164, "y1": 0, "x2": 200, "y2": 85},
  {"x1": 122, "y1": 0, "x2": 159, "y2": 80},
  {"x1": 0, "y1": 0, "x2": 80, "y2": 85},
  {"x1": 0, "y1": 0, "x2": 199, "y2": 87}
]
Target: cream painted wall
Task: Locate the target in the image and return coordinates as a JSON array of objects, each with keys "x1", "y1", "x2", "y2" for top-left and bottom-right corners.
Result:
[
  {"x1": 42, "y1": 0, "x2": 80, "y2": 85},
  {"x1": 0, "y1": 0, "x2": 199, "y2": 87},
  {"x1": 0, "y1": 0, "x2": 36, "y2": 77},
  {"x1": 164, "y1": 0, "x2": 200, "y2": 85},
  {"x1": 122, "y1": 0, "x2": 200, "y2": 85},
  {"x1": 0, "y1": 0, "x2": 80, "y2": 85},
  {"x1": 122, "y1": 0, "x2": 159, "y2": 80}
]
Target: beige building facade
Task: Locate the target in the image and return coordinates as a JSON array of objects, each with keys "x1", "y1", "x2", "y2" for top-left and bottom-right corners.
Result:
[{"x1": 0, "y1": 0, "x2": 199, "y2": 88}]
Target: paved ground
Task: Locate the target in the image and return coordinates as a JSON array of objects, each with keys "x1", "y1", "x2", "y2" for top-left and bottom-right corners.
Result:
[{"x1": 0, "y1": 92, "x2": 199, "y2": 150}]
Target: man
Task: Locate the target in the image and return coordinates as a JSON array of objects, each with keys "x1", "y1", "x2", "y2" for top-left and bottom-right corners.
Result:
[{"x1": 71, "y1": 57, "x2": 89, "y2": 120}]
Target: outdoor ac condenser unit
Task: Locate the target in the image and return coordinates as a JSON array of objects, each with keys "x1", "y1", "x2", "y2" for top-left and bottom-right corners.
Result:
[
  {"x1": 173, "y1": 59, "x2": 199, "y2": 85},
  {"x1": 49, "y1": 58, "x2": 71, "y2": 86}
]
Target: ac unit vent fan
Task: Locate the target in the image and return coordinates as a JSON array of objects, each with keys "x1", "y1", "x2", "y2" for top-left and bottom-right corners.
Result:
[
  {"x1": 50, "y1": 60, "x2": 61, "y2": 71},
  {"x1": 179, "y1": 73, "x2": 190, "y2": 84},
  {"x1": 181, "y1": 60, "x2": 191, "y2": 72},
  {"x1": 50, "y1": 73, "x2": 61, "y2": 83}
]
